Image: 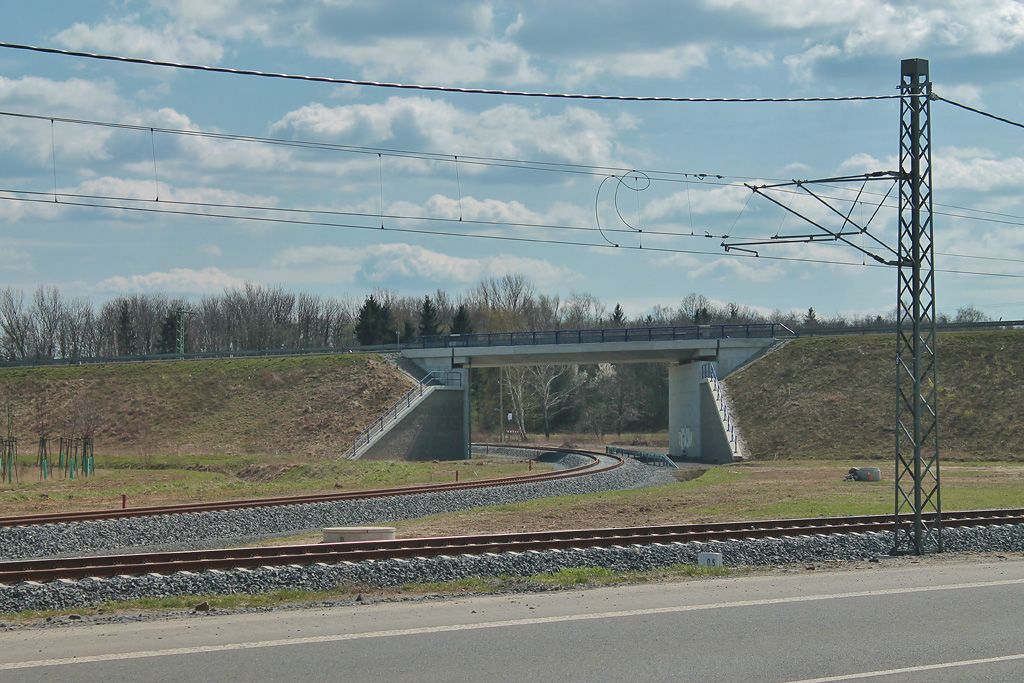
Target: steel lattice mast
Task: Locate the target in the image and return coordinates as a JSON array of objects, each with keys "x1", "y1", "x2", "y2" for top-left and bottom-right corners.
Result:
[{"x1": 893, "y1": 58, "x2": 941, "y2": 555}]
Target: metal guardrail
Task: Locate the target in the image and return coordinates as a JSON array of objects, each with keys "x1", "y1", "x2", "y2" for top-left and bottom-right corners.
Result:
[
  {"x1": 412, "y1": 322, "x2": 796, "y2": 349},
  {"x1": 605, "y1": 445, "x2": 678, "y2": 468},
  {"x1": 343, "y1": 370, "x2": 462, "y2": 460},
  {"x1": 0, "y1": 344, "x2": 362, "y2": 368},
  {"x1": 702, "y1": 363, "x2": 740, "y2": 457},
  {"x1": 793, "y1": 318, "x2": 1024, "y2": 337}
]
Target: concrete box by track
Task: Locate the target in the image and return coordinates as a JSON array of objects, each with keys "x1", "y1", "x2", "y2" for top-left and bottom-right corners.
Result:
[{"x1": 322, "y1": 527, "x2": 396, "y2": 542}]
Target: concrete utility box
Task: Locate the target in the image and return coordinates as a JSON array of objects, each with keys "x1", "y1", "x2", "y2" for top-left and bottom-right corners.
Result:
[
  {"x1": 852, "y1": 467, "x2": 882, "y2": 482},
  {"x1": 697, "y1": 552, "x2": 723, "y2": 568},
  {"x1": 322, "y1": 527, "x2": 396, "y2": 543}
]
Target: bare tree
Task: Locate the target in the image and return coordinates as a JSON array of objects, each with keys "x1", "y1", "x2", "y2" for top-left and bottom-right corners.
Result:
[
  {"x1": 502, "y1": 366, "x2": 534, "y2": 440},
  {"x1": 0, "y1": 288, "x2": 31, "y2": 360},
  {"x1": 526, "y1": 364, "x2": 585, "y2": 438}
]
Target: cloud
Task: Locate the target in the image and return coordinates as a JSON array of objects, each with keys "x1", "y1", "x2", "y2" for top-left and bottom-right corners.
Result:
[
  {"x1": 314, "y1": 38, "x2": 541, "y2": 85},
  {"x1": 199, "y1": 244, "x2": 222, "y2": 257},
  {"x1": 655, "y1": 251, "x2": 786, "y2": 283},
  {"x1": 0, "y1": 248, "x2": 32, "y2": 272},
  {"x1": 54, "y1": 18, "x2": 224, "y2": 62},
  {"x1": 839, "y1": 147, "x2": 1024, "y2": 193},
  {"x1": 0, "y1": 192, "x2": 63, "y2": 223},
  {"x1": 66, "y1": 176, "x2": 276, "y2": 207},
  {"x1": 770, "y1": 1, "x2": 1024, "y2": 80},
  {"x1": 0, "y1": 76, "x2": 126, "y2": 164},
  {"x1": 722, "y1": 46, "x2": 774, "y2": 68},
  {"x1": 273, "y1": 96, "x2": 634, "y2": 166},
  {"x1": 934, "y1": 146, "x2": 1024, "y2": 192},
  {"x1": 98, "y1": 267, "x2": 244, "y2": 294},
  {"x1": 271, "y1": 242, "x2": 576, "y2": 288},
  {"x1": 783, "y1": 43, "x2": 841, "y2": 82},
  {"x1": 780, "y1": 162, "x2": 812, "y2": 175},
  {"x1": 837, "y1": 152, "x2": 895, "y2": 175},
  {"x1": 389, "y1": 194, "x2": 544, "y2": 224},
  {"x1": 643, "y1": 184, "x2": 752, "y2": 221},
  {"x1": 563, "y1": 44, "x2": 709, "y2": 84},
  {"x1": 935, "y1": 83, "x2": 984, "y2": 107}
]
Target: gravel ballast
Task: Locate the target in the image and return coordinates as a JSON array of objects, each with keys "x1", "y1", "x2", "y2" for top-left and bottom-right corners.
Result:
[
  {"x1": 0, "y1": 452, "x2": 675, "y2": 560},
  {"x1": 2, "y1": 524, "x2": 1023, "y2": 613}
]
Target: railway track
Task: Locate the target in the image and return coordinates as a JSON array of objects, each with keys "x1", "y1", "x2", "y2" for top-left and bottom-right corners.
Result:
[
  {"x1": 0, "y1": 447, "x2": 620, "y2": 528},
  {"x1": 2, "y1": 508, "x2": 1020, "y2": 584}
]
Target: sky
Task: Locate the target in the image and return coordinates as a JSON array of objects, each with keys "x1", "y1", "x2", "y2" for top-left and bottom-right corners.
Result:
[{"x1": 1, "y1": 0, "x2": 1023, "y2": 321}]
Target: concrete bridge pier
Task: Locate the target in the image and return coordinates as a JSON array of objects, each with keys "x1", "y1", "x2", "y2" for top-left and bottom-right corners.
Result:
[{"x1": 668, "y1": 361, "x2": 704, "y2": 460}]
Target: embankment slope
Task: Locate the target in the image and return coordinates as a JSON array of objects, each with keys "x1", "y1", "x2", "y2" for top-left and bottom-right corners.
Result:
[
  {"x1": 726, "y1": 330, "x2": 1023, "y2": 460},
  {"x1": 0, "y1": 354, "x2": 413, "y2": 457}
]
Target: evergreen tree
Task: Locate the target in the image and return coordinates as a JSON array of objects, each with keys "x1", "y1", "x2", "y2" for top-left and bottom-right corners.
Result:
[
  {"x1": 157, "y1": 313, "x2": 177, "y2": 354},
  {"x1": 418, "y1": 296, "x2": 441, "y2": 337},
  {"x1": 451, "y1": 304, "x2": 473, "y2": 335},
  {"x1": 609, "y1": 304, "x2": 626, "y2": 327},
  {"x1": 402, "y1": 319, "x2": 415, "y2": 343},
  {"x1": 804, "y1": 307, "x2": 818, "y2": 327},
  {"x1": 354, "y1": 295, "x2": 393, "y2": 345}
]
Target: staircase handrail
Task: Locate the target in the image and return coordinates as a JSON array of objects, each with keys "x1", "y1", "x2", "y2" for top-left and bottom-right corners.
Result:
[
  {"x1": 701, "y1": 363, "x2": 739, "y2": 451},
  {"x1": 343, "y1": 370, "x2": 461, "y2": 459}
]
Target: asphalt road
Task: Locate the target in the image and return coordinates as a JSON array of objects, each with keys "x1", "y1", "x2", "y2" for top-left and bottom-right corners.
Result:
[{"x1": 2, "y1": 558, "x2": 1023, "y2": 682}]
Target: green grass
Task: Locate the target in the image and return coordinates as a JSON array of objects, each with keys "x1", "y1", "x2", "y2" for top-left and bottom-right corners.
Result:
[
  {"x1": 0, "y1": 454, "x2": 552, "y2": 515},
  {"x1": 391, "y1": 459, "x2": 1024, "y2": 538}
]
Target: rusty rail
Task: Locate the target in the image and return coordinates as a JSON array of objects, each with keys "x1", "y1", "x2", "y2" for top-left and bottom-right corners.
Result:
[
  {"x1": 0, "y1": 446, "x2": 620, "y2": 528},
  {"x1": 2, "y1": 508, "x2": 1020, "y2": 584}
]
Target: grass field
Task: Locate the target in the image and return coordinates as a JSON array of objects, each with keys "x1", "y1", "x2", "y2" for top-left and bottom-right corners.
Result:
[
  {"x1": 727, "y1": 330, "x2": 1024, "y2": 460},
  {"x1": 0, "y1": 353, "x2": 413, "y2": 458},
  {"x1": 0, "y1": 453, "x2": 551, "y2": 516},
  {"x1": 391, "y1": 458, "x2": 1024, "y2": 536},
  {"x1": 233, "y1": 458, "x2": 1024, "y2": 547}
]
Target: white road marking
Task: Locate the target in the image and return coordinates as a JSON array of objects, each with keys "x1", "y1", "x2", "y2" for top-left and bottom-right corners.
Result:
[
  {"x1": 1, "y1": 577, "x2": 1022, "y2": 671},
  {"x1": 786, "y1": 652, "x2": 1024, "y2": 682}
]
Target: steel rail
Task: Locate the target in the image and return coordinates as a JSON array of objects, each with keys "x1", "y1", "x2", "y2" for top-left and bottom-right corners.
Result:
[
  {"x1": 0, "y1": 447, "x2": 620, "y2": 528},
  {"x1": 1, "y1": 508, "x2": 1020, "y2": 584}
]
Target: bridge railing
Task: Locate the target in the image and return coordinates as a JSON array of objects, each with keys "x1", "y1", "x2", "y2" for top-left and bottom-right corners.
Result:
[
  {"x1": 412, "y1": 322, "x2": 796, "y2": 349},
  {"x1": 702, "y1": 363, "x2": 740, "y2": 456},
  {"x1": 605, "y1": 445, "x2": 678, "y2": 468},
  {"x1": 6, "y1": 319, "x2": 1022, "y2": 368},
  {"x1": 343, "y1": 370, "x2": 462, "y2": 460}
]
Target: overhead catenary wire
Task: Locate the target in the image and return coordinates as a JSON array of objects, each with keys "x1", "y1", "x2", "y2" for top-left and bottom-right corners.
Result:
[
  {"x1": 4, "y1": 110, "x2": 1022, "y2": 266},
  {"x1": 1, "y1": 192, "x2": 1021, "y2": 279},
  {"x1": 4, "y1": 109, "x2": 1020, "y2": 234},
  {"x1": 935, "y1": 95, "x2": 1024, "y2": 131},
  {"x1": 0, "y1": 42, "x2": 906, "y2": 103},
  {"x1": 0, "y1": 179, "x2": 1020, "y2": 267}
]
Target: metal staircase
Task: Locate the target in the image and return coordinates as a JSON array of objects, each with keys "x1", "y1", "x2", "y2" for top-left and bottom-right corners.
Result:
[
  {"x1": 701, "y1": 363, "x2": 744, "y2": 461},
  {"x1": 344, "y1": 370, "x2": 462, "y2": 460}
]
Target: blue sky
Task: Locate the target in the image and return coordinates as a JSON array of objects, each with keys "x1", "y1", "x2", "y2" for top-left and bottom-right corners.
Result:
[{"x1": 1, "y1": 1, "x2": 1023, "y2": 320}]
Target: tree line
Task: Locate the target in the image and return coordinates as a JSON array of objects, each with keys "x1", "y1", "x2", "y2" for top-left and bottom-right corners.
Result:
[
  {"x1": 0, "y1": 276, "x2": 995, "y2": 362},
  {"x1": 0, "y1": 276, "x2": 999, "y2": 440}
]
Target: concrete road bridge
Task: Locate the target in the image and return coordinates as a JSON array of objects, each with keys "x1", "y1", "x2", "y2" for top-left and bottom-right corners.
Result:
[{"x1": 351, "y1": 323, "x2": 793, "y2": 463}]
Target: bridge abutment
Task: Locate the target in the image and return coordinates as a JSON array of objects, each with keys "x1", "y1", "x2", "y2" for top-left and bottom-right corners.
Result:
[{"x1": 668, "y1": 361, "x2": 703, "y2": 460}]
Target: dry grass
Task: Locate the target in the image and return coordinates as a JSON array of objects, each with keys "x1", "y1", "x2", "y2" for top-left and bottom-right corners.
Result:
[
  {"x1": 385, "y1": 459, "x2": 1024, "y2": 537},
  {"x1": 0, "y1": 354, "x2": 413, "y2": 458},
  {"x1": 0, "y1": 455, "x2": 550, "y2": 516},
  {"x1": 726, "y1": 331, "x2": 1024, "y2": 460}
]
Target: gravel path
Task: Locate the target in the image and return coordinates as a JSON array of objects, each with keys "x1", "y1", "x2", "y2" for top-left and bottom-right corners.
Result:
[
  {"x1": 2, "y1": 524, "x2": 1022, "y2": 613},
  {"x1": 0, "y1": 452, "x2": 674, "y2": 561}
]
